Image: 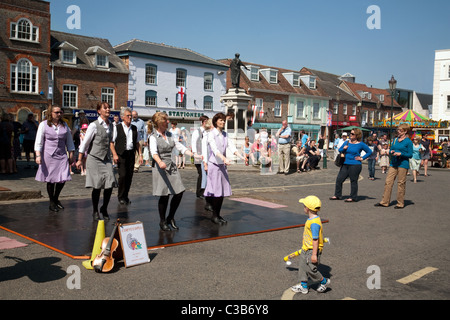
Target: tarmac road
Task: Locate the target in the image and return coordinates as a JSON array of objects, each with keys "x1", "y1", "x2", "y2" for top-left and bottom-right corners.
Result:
[{"x1": 1, "y1": 159, "x2": 449, "y2": 307}]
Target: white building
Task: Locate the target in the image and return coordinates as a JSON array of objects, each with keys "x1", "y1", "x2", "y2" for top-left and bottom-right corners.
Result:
[
  {"x1": 432, "y1": 49, "x2": 450, "y2": 121},
  {"x1": 114, "y1": 39, "x2": 228, "y2": 127}
]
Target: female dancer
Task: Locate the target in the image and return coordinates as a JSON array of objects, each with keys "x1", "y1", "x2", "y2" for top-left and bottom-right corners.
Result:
[
  {"x1": 204, "y1": 113, "x2": 244, "y2": 224},
  {"x1": 35, "y1": 104, "x2": 75, "y2": 212},
  {"x1": 76, "y1": 102, "x2": 117, "y2": 220},
  {"x1": 150, "y1": 112, "x2": 195, "y2": 231}
]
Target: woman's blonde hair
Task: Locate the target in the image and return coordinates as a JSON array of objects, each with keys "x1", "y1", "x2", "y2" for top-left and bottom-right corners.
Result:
[
  {"x1": 397, "y1": 123, "x2": 411, "y2": 132},
  {"x1": 352, "y1": 128, "x2": 363, "y2": 141},
  {"x1": 151, "y1": 112, "x2": 168, "y2": 130}
]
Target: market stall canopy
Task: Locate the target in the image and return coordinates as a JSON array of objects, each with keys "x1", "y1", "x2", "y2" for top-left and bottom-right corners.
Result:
[
  {"x1": 338, "y1": 126, "x2": 371, "y2": 132},
  {"x1": 372, "y1": 110, "x2": 449, "y2": 128},
  {"x1": 393, "y1": 110, "x2": 429, "y2": 121}
]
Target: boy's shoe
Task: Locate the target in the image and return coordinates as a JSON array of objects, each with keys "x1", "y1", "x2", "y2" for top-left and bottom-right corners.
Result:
[
  {"x1": 317, "y1": 278, "x2": 330, "y2": 293},
  {"x1": 291, "y1": 284, "x2": 309, "y2": 294}
]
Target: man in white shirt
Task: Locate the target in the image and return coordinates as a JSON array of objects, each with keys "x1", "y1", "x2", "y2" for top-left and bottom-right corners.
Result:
[
  {"x1": 113, "y1": 107, "x2": 142, "y2": 205},
  {"x1": 191, "y1": 115, "x2": 209, "y2": 198}
]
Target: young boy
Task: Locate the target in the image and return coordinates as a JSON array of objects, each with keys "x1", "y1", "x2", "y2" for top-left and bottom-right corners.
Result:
[{"x1": 291, "y1": 195, "x2": 330, "y2": 294}]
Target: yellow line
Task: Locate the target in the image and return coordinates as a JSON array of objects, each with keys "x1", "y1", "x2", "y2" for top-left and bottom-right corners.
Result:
[
  {"x1": 281, "y1": 288, "x2": 296, "y2": 300},
  {"x1": 396, "y1": 267, "x2": 438, "y2": 284}
]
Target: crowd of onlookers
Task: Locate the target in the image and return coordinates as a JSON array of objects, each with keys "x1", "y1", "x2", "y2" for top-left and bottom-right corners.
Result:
[{"x1": 0, "y1": 112, "x2": 40, "y2": 174}]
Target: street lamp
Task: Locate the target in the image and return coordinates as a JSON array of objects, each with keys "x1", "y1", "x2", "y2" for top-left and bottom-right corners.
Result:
[
  {"x1": 336, "y1": 90, "x2": 341, "y2": 134},
  {"x1": 388, "y1": 75, "x2": 397, "y2": 146}
]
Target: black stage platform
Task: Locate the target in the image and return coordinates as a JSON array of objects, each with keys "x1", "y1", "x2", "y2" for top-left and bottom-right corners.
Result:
[{"x1": 0, "y1": 192, "x2": 311, "y2": 259}]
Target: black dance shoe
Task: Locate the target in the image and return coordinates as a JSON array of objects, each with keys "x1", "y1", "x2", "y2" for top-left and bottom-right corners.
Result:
[
  {"x1": 218, "y1": 216, "x2": 227, "y2": 224},
  {"x1": 100, "y1": 207, "x2": 110, "y2": 220},
  {"x1": 159, "y1": 221, "x2": 171, "y2": 231},
  {"x1": 167, "y1": 219, "x2": 179, "y2": 230},
  {"x1": 55, "y1": 201, "x2": 64, "y2": 210},
  {"x1": 49, "y1": 202, "x2": 59, "y2": 212},
  {"x1": 93, "y1": 211, "x2": 100, "y2": 220},
  {"x1": 211, "y1": 216, "x2": 221, "y2": 224}
]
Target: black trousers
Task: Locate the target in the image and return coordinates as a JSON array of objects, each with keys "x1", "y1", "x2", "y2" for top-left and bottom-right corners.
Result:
[
  {"x1": 117, "y1": 150, "x2": 135, "y2": 201},
  {"x1": 194, "y1": 163, "x2": 204, "y2": 197},
  {"x1": 334, "y1": 164, "x2": 362, "y2": 200}
]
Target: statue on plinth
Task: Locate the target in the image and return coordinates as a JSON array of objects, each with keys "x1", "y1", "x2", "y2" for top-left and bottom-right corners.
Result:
[{"x1": 230, "y1": 53, "x2": 249, "y2": 93}]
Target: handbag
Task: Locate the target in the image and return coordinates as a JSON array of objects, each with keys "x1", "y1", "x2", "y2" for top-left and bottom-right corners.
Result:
[
  {"x1": 334, "y1": 152, "x2": 346, "y2": 167},
  {"x1": 334, "y1": 140, "x2": 349, "y2": 167}
]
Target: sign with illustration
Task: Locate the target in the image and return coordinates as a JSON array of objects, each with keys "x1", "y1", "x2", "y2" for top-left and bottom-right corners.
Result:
[{"x1": 118, "y1": 222, "x2": 150, "y2": 268}]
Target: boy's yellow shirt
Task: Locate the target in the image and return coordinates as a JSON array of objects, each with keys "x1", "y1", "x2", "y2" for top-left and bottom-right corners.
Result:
[{"x1": 302, "y1": 215, "x2": 324, "y2": 252}]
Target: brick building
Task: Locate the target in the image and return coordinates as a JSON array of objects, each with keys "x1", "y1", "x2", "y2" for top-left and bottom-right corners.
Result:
[
  {"x1": 0, "y1": 0, "x2": 51, "y2": 122},
  {"x1": 50, "y1": 30, "x2": 129, "y2": 123}
]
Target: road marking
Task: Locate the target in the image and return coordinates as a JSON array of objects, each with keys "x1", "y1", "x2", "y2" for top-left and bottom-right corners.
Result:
[
  {"x1": 281, "y1": 288, "x2": 296, "y2": 300},
  {"x1": 396, "y1": 267, "x2": 438, "y2": 284},
  {"x1": 342, "y1": 297, "x2": 356, "y2": 300}
]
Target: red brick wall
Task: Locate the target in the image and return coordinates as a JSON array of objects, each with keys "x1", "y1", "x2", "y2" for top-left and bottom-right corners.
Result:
[{"x1": 53, "y1": 67, "x2": 128, "y2": 110}]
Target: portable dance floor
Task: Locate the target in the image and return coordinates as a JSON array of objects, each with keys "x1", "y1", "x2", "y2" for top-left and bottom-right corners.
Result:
[{"x1": 0, "y1": 192, "x2": 313, "y2": 259}]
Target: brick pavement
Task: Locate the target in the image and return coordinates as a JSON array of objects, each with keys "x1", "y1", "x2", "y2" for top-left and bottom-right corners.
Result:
[{"x1": 0, "y1": 159, "x2": 339, "y2": 203}]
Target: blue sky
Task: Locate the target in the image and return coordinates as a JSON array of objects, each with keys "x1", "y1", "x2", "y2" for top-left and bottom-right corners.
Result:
[{"x1": 49, "y1": 0, "x2": 450, "y2": 94}]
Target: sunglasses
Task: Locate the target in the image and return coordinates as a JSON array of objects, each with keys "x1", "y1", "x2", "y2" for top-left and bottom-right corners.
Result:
[{"x1": 350, "y1": 132, "x2": 355, "y2": 135}]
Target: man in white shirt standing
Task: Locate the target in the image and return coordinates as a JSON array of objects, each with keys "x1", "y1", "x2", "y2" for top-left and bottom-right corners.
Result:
[
  {"x1": 113, "y1": 107, "x2": 142, "y2": 205},
  {"x1": 131, "y1": 110, "x2": 146, "y2": 173},
  {"x1": 191, "y1": 115, "x2": 209, "y2": 198}
]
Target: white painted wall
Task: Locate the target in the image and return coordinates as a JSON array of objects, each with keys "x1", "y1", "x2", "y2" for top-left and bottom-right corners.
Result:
[
  {"x1": 432, "y1": 49, "x2": 450, "y2": 120},
  {"x1": 127, "y1": 55, "x2": 227, "y2": 119}
]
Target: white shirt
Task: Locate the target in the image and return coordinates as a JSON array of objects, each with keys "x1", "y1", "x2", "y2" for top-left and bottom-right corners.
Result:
[
  {"x1": 78, "y1": 117, "x2": 111, "y2": 154},
  {"x1": 34, "y1": 121, "x2": 75, "y2": 152},
  {"x1": 112, "y1": 122, "x2": 134, "y2": 151},
  {"x1": 149, "y1": 130, "x2": 188, "y2": 156}
]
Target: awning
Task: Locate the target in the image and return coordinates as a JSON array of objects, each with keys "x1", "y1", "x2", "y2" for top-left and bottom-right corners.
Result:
[{"x1": 252, "y1": 122, "x2": 320, "y2": 131}]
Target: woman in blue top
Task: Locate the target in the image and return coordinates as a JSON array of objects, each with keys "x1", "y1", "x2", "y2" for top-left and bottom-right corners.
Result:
[
  {"x1": 375, "y1": 123, "x2": 413, "y2": 209},
  {"x1": 330, "y1": 128, "x2": 372, "y2": 202}
]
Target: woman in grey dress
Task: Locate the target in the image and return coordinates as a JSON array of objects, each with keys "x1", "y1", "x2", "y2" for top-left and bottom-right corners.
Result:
[
  {"x1": 149, "y1": 112, "x2": 195, "y2": 231},
  {"x1": 76, "y1": 102, "x2": 117, "y2": 220}
]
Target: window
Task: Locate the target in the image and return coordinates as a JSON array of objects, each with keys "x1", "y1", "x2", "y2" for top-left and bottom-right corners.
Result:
[
  {"x1": 176, "y1": 93, "x2": 186, "y2": 108},
  {"x1": 274, "y1": 100, "x2": 281, "y2": 117},
  {"x1": 309, "y1": 77, "x2": 316, "y2": 89},
  {"x1": 293, "y1": 74, "x2": 300, "y2": 87},
  {"x1": 297, "y1": 101, "x2": 304, "y2": 118},
  {"x1": 63, "y1": 85, "x2": 77, "y2": 108},
  {"x1": 145, "y1": 90, "x2": 157, "y2": 107},
  {"x1": 204, "y1": 73, "x2": 213, "y2": 91},
  {"x1": 333, "y1": 102, "x2": 338, "y2": 115},
  {"x1": 10, "y1": 59, "x2": 38, "y2": 94},
  {"x1": 343, "y1": 103, "x2": 347, "y2": 115},
  {"x1": 10, "y1": 18, "x2": 39, "y2": 42},
  {"x1": 62, "y1": 50, "x2": 76, "y2": 64},
  {"x1": 362, "y1": 111, "x2": 368, "y2": 122},
  {"x1": 352, "y1": 105, "x2": 357, "y2": 116},
  {"x1": 250, "y1": 67, "x2": 259, "y2": 81},
  {"x1": 203, "y1": 96, "x2": 213, "y2": 110},
  {"x1": 176, "y1": 69, "x2": 186, "y2": 87},
  {"x1": 447, "y1": 96, "x2": 450, "y2": 109},
  {"x1": 448, "y1": 66, "x2": 450, "y2": 78},
  {"x1": 255, "y1": 98, "x2": 263, "y2": 116},
  {"x1": 96, "y1": 55, "x2": 108, "y2": 68},
  {"x1": 313, "y1": 103, "x2": 320, "y2": 119},
  {"x1": 101, "y1": 88, "x2": 114, "y2": 108},
  {"x1": 269, "y1": 70, "x2": 278, "y2": 84},
  {"x1": 145, "y1": 64, "x2": 157, "y2": 85}
]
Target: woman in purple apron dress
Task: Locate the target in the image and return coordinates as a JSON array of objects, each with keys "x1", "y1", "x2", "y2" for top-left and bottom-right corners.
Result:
[
  {"x1": 35, "y1": 105, "x2": 75, "y2": 212},
  {"x1": 204, "y1": 113, "x2": 244, "y2": 224}
]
